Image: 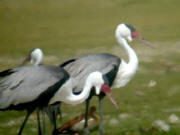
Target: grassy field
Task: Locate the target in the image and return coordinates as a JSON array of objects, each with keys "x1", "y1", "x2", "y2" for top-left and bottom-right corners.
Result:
[{"x1": 0, "y1": 0, "x2": 180, "y2": 135}]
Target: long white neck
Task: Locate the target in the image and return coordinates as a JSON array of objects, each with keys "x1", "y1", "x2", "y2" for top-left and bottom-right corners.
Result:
[
  {"x1": 64, "y1": 80, "x2": 92, "y2": 104},
  {"x1": 50, "y1": 72, "x2": 103, "y2": 105},
  {"x1": 116, "y1": 35, "x2": 138, "y2": 73},
  {"x1": 50, "y1": 75, "x2": 99, "y2": 105}
]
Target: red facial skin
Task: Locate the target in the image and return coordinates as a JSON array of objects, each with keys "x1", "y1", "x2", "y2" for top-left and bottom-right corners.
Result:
[
  {"x1": 101, "y1": 83, "x2": 111, "y2": 93},
  {"x1": 131, "y1": 31, "x2": 140, "y2": 39},
  {"x1": 101, "y1": 83, "x2": 119, "y2": 109}
]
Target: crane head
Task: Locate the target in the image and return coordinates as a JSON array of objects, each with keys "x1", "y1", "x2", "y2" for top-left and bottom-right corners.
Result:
[
  {"x1": 116, "y1": 23, "x2": 154, "y2": 47},
  {"x1": 87, "y1": 72, "x2": 119, "y2": 109},
  {"x1": 21, "y1": 48, "x2": 44, "y2": 66}
]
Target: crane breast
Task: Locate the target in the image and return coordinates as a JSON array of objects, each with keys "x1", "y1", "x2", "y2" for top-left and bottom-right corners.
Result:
[{"x1": 112, "y1": 60, "x2": 136, "y2": 88}]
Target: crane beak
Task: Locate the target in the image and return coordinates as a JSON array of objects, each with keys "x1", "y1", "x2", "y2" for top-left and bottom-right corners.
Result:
[
  {"x1": 136, "y1": 37, "x2": 155, "y2": 48},
  {"x1": 105, "y1": 91, "x2": 119, "y2": 109},
  {"x1": 21, "y1": 55, "x2": 31, "y2": 66},
  {"x1": 132, "y1": 31, "x2": 154, "y2": 48},
  {"x1": 101, "y1": 84, "x2": 119, "y2": 109}
]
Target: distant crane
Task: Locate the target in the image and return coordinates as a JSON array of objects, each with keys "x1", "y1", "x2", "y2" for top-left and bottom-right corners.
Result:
[
  {"x1": 21, "y1": 48, "x2": 45, "y2": 135},
  {"x1": 22, "y1": 48, "x2": 60, "y2": 135},
  {"x1": 0, "y1": 48, "x2": 45, "y2": 135},
  {"x1": 60, "y1": 23, "x2": 153, "y2": 135}
]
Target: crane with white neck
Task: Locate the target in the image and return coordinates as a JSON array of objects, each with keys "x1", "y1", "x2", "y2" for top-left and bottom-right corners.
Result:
[
  {"x1": 59, "y1": 23, "x2": 153, "y2": 135},
  {"x1": 22, "y1": 48, "x2": 54, "y2": 135},
  {"x1": 22, "y1": 48, "x2": 44, "y2": 66}
]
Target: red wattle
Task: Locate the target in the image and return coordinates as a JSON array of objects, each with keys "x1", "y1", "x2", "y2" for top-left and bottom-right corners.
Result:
[
  {"x1": 131, "y1": 31, "x2": 140, "y2": 38},
  {"x1": 101, "y1": 84, "x2": 111, "y2": 92}
]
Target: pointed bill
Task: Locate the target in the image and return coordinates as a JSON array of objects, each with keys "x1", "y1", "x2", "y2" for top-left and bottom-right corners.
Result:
[
  {"x1": 21, "y1": 55, "x2": 31, "y2": 66},
  {"x1": 101, "y1": 83, "x2": 119, "y2": 109},
  {"x1": 105, "y1": 91, "x2": 119, "y2": 109},
  {"x1": 131, "y1": 31, "x2": 155, "y2": 48},
  {"x1": 137, "y1": 37, "x2": 155, "y2": 48}
]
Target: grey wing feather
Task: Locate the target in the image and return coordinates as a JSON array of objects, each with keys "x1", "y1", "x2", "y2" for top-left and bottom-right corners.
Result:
[
  {"x1": 61, "y1": 53, "x2": 120, "y2": 92},
  {"x1": 0, "y1": 66, "x2": 68, "y2": 109}
]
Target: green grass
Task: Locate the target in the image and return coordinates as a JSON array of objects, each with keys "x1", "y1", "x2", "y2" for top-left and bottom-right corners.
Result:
[{"x1": 0, "y1": 0, "x2": 180, "y2": 135}]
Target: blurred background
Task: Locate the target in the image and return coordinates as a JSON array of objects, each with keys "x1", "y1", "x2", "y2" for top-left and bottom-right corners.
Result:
[{"x1": 0, "y1": 0, "x2": 179, "y2": 134}]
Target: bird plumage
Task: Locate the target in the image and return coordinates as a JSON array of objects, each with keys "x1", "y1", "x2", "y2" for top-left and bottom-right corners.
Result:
[
  {"x1": 60, "y1": 53, "x2": 121, "y2": 92},
  {"x1": 0, "y1": 66, "x2": 69, "y2": 110}
]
